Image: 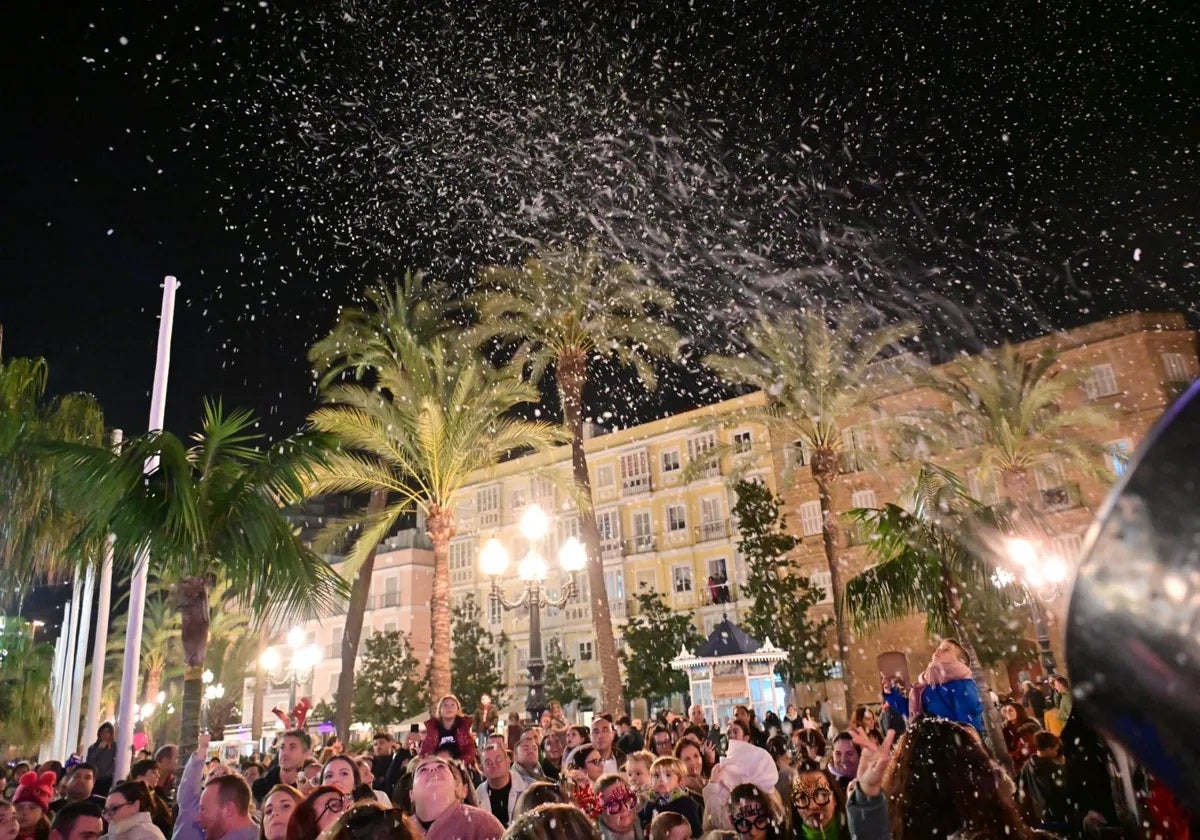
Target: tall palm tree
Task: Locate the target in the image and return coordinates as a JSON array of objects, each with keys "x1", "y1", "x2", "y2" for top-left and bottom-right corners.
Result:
[
  {"x1": 52, "y1": 400, "x2": 347, "y2": 760},
  {"x1": 0, "y1": 618, "x2": 55, "y2": 755},
  {"x1": 470, "y1": 243, "x2": 681, "y2": 713},
  {"x1": 844, "y1": 464, "x2": 1020, "y2": 773},
  {"x1": 704, "y1": 308, "x2": 914, "y2": 712},
  {"x1": 307, "y1": 316, "x2": 566, "y2": 705},
  {"x1": 917, "y1": 344, "x2": 1112, "y2": 505},
  {"x1": 308, "y1": 272, "x2": 459, "y2": 737}
]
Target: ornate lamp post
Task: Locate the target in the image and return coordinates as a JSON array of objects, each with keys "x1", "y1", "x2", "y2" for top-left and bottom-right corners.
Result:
[
  {"x1": 995, "y1": 537, "x2": 1070, "y2": 675},
  {"x1": 259, "y1": 627, "x2": 322, "y2": 712},
  {"x1": 201, "y1": 669, "x2": 225, "y2": 735},
  {"x1": 480, "y1": 504, "x2": 588, "y2": 720}
]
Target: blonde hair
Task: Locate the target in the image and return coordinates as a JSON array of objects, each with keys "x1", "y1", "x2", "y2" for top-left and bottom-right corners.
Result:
[
  {"x1": 650, "y1": 756, "x2": 688, "y2": 781},
  {"x1": 649, "y1": 812, "x2": 690, "y2": 840},
  {"x1": 626, "y1": 751, "x2": 655, "y2": 770}
]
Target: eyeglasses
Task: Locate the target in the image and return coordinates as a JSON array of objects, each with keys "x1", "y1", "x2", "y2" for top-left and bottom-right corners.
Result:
[
  {"x1": 731, "y1": 810, "x2": 770, "y2": 833},
  {"x1": 102, "y1": 801, "x2": 131, "y2": 818},
  {"x1": 600, "y1": 791, "x2": 637, "y2": 813},
  {"x1": 585, "y1": 758, "x2": 604, "y2": 767},
  {"x1": 317, "y1": 795, "x2": 351, "y2": 821},
  {"x1": 792, "y1": 787, "x2": 833, "y2": 808}
]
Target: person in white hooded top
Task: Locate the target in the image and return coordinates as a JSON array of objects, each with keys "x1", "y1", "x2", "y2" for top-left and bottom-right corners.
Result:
[
  {"x1": 701, "y1": 720, "x2": 780, "y2": 833},
  {"x1": 102, "y1": 783, "x2": 165, "y2": 840}
]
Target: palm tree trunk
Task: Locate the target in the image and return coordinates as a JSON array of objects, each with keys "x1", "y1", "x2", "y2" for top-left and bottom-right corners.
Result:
[
  {"x1": 143, "y1": 667, "x2": 163, "y2": 706},
  {"x1": 426, "y1": 505, "x2": 455, "y2": 706},
  {"x1": 939, "y1": 566, "x2": 1015, "y2": 776},
  {"x1": 812, "y1": 451, "x2": 855, "y2": 716},
  {"x1": 177, "y1": 575, "x2": 212, "y2": 764},
  {"x1": 559, "y1": 353, "x2": 626, "y2": 715},
  {"x1": 335, "y1": 488, "x2": 386, "y2": 738}
]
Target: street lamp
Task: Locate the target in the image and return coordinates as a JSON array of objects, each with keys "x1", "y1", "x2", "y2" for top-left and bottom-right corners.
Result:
[
  {"x1": 995, "y1": 537, "x2": 1070, "y2": 675},
  {"x1": 260, "y1": 628, "x2": 322, "y2": 712},
  {"x1": 201, "y1": 669, "x2": 225, "y2": 734},
  {"x1": 480, "y1": 504, "x2": 588, "y2": 720}
]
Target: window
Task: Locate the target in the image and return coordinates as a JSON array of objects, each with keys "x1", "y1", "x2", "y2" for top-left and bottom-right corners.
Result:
[
  {"x1": 840, "y1": 427, "x2": 874, "y2": 473},
  {"x1": 1107, "y1": 439, "x2": 1132, "y2": 476},
  {"x1": 476, "y1": 485, "x2": 501, "y2": 527},
  {"x1": 384, "y1": 621, "x2": 397, "y2": 634},
  {"x1": 328, "y1": 671, "x2": 340, "y2": 695},
  {"x1": 509, "y1": 488, "x2": 527, "y2": 510},
  {"x1": 687, "y1": 433, "x2": 719, "y2": 477},
  {"x1": 850, "y1": 489, "x2": 877, "y2": 510},
  {"x1": 621, "y1": 450, "x2": 651, "y2": 493},
  {"x1": 578, "y1": 641, "x2": 594, "y2": 661},
  {"x1": 732, "y1": 431, "x2": 753, "y2": 453},
  {"x1": 532, "y1": 475, "x2": 556, "y2": 503},
  {"x1": 488, "y1": 597, "x2": 502, "y2": 625},
  {"x1": 631, "y1": 511, "x2": 654, "y2": 553},
  {"x1": 1162, "y1": 352, "x2": 1189, "y2": 383},
  {"x1": 604, "y1": 570, "x2": 626, "y2": 602},
  {"x1": 1035, "y1": 460, "x2": 1072, "y2": 510},
  {"x1": 809, "y1": 569, "x2": 832, "y2": 603},
  {"x1": 450, "y1": 539, "x2": 475, "y2": 584},
  {"x1": 636, "y1": 569, "x2": 658, "y2": 594},
  {"x1": 492, "y1": 648, "x2": 505, "y2": 672},
  {"x1": 799, "y1": 501, "x2": 822, "y2": 537},
  {"x1": 1083, "y1": 364, "x2": 1119, "y2": 399},
  {"x1": 661, "y1": 449, "x2": 681, "y2": 472},
  {"x1": 793, "y1": 440, "x2": 811, "y2": 467},
  {"x1": 699, "y1": 497, "x2": 725, "y2": 540},
  {"x1": 673, "y1": 564, "x2": 694, "y2": 593},
  {"x1": 327, "y1": 626, "x2": 344, "y2": 660},
  {"x1": 708, "y1": 557, "x2": 728, "y2": 579},
  {"x1": 382, "y1": 576, "x2": 399, "y2": 608},
  {"x1": 596, "y1": 509, "x2": 620, "y2": 541},
  {"x1": 556, "y1": 517, "x2": 580, "y2": 547},
  {"x1": 596, "y1": 465, "x2": 614, "y2": 488},
  {"x1": 667, "y1": 504, "x2": 688, "y2": 532}
]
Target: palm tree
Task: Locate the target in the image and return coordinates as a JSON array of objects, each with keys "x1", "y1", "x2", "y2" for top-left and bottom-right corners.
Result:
[
  {"x1": 0, "y1": 618, "x2": 55, "y2": 755},
  {"x1": 53, "y1": 400, "x2": 347, "y2": 759},
  {"x1": 916, "y1": 344, "x2": 1112, "y2": 506},
  {"x1": 470, "y1": 243, "x2": 681, "y2": 713},
  {"x1": 704, "y1": 308, "x2": 914, "y2": 711},
  {"x1": 306, "y1": 300, "x2": 566, "y2": 705},
  {"x1": 844, "y1": 464, "x2": 1020, "y2": 772},
  {"x1": 308, "y1": 272, "x2": 460, "y2": 737}
]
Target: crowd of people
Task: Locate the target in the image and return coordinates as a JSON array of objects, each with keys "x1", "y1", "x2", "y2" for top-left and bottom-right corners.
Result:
[{"x1": 2, "y1": 645, "x2": 1194, "y2": 840}]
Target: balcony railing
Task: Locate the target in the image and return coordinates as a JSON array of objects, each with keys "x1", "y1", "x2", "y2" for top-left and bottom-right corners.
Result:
[
  {"x1": 622, "y1": 474, "x2": 651, "y2": 495},
  {"x1": 694, "y1": 519, "x2": 730, "y2": 542},
  {"x1": 700, "y1": 582, "x2": 737, "y2": 606},
  {"x1": 622, "y1": 536, "x2": 656, "y2": 556},
  {"x1": 691, "y1": 461, "x2": 720, "y2": 480},
  {"x1": 1038, "y1": 483, "x2": 1083, "y2": 512},
  {"x1": 600, "y1": 538, "x2": 623, "y2": 559}
]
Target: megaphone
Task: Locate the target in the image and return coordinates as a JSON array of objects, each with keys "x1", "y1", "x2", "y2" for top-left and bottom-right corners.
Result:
[{"x1": 1068, "y1": 379, "x2": 1200, "y2": 810}]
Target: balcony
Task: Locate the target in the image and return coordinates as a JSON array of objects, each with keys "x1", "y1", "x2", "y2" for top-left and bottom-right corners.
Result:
[
  {"x1": 600, "y1": 538, "x2": 623, "y2": 560},
  {"x1": 694, "y1": 519, "x2": 730, "y2": 543},
  {"x1": 691, "y1": 461, "x2": 720, "y2": 480},
  {"x1": 700, "y1": 581, "x2": 737, "y2": 606},
  {"x1": 622, "y1": 474, "x2": 651, "y2": 495},
  {"x1": 622, "y1": 535, "x2": 656, "y2": 556},
  {"x1": 1038, "y1": 483, "x2": 1083, "y2": 512}
]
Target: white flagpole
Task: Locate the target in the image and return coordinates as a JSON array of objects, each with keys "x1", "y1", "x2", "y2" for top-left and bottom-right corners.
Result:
[
  {"x1": 67, "y1": 562, "x2": 94, "y2": 756},
  {"x1": 114, "y1": 278, "x2": 178, "y2": 780},
  {"x1": 84, "y1": 428, "x2": 120, "y2": 755}
]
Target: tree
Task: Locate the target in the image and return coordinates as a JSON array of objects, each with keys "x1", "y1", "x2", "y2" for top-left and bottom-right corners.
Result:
[
  {"x1": 0, "y1": 618, "x2": 55, "y2": 755},
  {"x1": 732, "y1": 480, "x2": 832, "y2": 692},
  {"x1": 53, "y1": 400, "x2": 348, "y2": 761},
  {"x1": 450, "y1": 595, "x2": 509, "y2": 714},
  {"x1": 472, "y1": 242, "x2": 682, "y2": 714},
  {"x1": 704, "y1": 308, "x2": 915, "y2": 711},
  {"x1": 622, "y1": 588, "x2": 704, "y2": 710},
  {"x1": 843, "y1": 464, "x2": 1022, "y2": 773},
  {"x1": 352, "y1": 630, "x2": 427, "y2": 729},
  {"x1": 542, "y1": 642, "x2": 591, "y2": 711},
  {"x1": 306, "y1": 278, "x2": 567, "y2": 706}
]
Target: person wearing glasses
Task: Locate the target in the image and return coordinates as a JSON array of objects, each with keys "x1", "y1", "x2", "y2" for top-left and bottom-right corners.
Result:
[
  {"x1": 101, "y1": 783, "x2": 165, "y2": 840},
  {"x1": 727, "y1": 783, "x2": 789, "y2": 840},
  {"x1": 790, "y1": 770, "x2": 847, "y2": 839},
  {"x1": 286, "y1": 787, "x2": 350, "y2": 840},
  {"x1": 594, "y1": 775, "x2": 642, "y2": 840},
  {"x1": 409, "y1": 756, "x2": 502, "y2": 840},
  {"x1": 474, "y1": 745, "x2": 527, "y2": 828},
  {"x1": 195, "y1": 777, "x2": 256, "y2": 840}
]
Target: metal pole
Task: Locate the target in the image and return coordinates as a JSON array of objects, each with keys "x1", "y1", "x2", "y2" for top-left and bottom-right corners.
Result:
[
  {"x1": 115, "y1": 277, "x2": 178, "y2": 780},
  {"x1": 1027, "y1": 592, "x2": 1057, "y2": 676},
  {"x1": 68, "y1": 563, "x2": 94, "y2": 755},
  {"x1": 54, "y1": 597, "x2": 77, "y2": 759},
  {"x1": 85, "y1": 428, "x2": 120, "y2": 752},
  {"x1": 525, "y1": 583, "x2": 546, "y2": 720}
]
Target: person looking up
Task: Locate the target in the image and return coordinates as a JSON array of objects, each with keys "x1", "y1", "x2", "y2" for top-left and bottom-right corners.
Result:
[
  {"x1": 318, "y1": 757, "x2": 372, "y2": 804},
  {"x1": 510, "y1": 733, "x2": 545, "y2": 785},
  {"x1": 252, "y1": 731, "x2": 311, "y2": 803},
  {"x1": 50, "y1": 767, "x2": 104, "y2": 813},
  {"x1": 419, "y1": 696, "x2": 478, "y2": 769},
  {"x1": 128, "y1": 760, "x2": 172, "y2": 837},
  {"x1": 153, "y1": 749, "x2": 180, "y2": 807},
  {"x1": 409, "y1": 756, "x2": 502, "y2": 840}
]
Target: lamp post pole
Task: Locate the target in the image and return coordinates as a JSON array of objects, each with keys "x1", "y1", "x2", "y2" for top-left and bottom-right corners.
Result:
[
  {"x1": 999, "y1": 538, "x2": 1066, "y2": 678},
  {"x1": 260, "y1": 629, "x2": 321, "y2": 727}
]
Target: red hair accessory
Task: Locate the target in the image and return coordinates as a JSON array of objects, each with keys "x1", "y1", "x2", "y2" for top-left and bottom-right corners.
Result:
[
  {"x1": 571, "y1": 783, "x2": 603, "y2": 819},
  {"x1": 271, "y1": 696, "x2": 313, "y2": 730}
]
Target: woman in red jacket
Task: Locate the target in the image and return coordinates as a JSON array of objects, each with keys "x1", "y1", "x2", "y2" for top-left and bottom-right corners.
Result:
[{"x1": 419, "y1": 695, "x2": 478, "y2": 769}]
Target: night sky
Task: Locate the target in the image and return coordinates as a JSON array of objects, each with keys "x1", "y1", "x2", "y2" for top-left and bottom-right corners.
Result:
[{"x1": 3, "y1": 0, "x2": 1197, "y2": 446}]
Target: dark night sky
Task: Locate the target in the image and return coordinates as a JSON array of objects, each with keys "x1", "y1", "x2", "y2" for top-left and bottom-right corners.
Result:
[{"x1": 2, "y1": 0, "x2": 1197, "y2": 448}]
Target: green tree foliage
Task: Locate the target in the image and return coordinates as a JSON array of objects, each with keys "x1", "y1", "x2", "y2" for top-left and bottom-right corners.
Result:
[
  {"x1": 352, "y1": 630, "x2": 427, "y2": 729},
  {"x1": 542, "y1": 641, "x2": 591, "y2": 711},
  {"x1": 450, "y1": 595, "x2": 509, "y2": 714},
  {"x1": 0, "y1": 618, "x2": 55, "y2": 754},
  {"x1": 622, "y1": 588, "x2": 703, "y2": 709},
  {"x1": 732, "y1": 480, "x2": 832, "y2": 688}
]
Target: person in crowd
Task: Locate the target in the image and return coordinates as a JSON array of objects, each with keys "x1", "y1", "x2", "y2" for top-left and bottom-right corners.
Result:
[
  {"x1": 409, "y1": 755, "x2": 502, "y2": 840},
  {"x1": 49, "y1": 766, "x2": 104, "y2": 813},
  {"x1": 370, "y1": 736, "x2": 394, "y2": 792},
  {"x1": 538, "y1": 731, "x2": 565, "y2": 784},
  {"x1": 1, "y1": 800, "x2": 20, "y2": 840},
  {"x1": 761, "y1": 712, "x2": 782, "y2": 739},
  {"x1": 257, "y1": 786, "x2": 301, "y2": 840},
  {"x1": 474, "y1": 696, "x2": 500, "y2": 741},
  {"x1": 565, "y1": 727, "x2": 591, "y2": 754},
  {"x1": 47, "y1": 803, "x2": 102, "y2": 840},
  {"x1": 13, "y1": 772, "x2": 55, "y2": 840},
  {"x1": 240, "y1": 766, "x2": 264, "y2": 790},
  {"x1": 420, "y1": 696, "x2": 479, "y2": 770},
  {"x1": 545, "y1": 702, "x2": 569, "y2": 733},
  {"x1": 1044, "y1": 676, "x2": 1073, "y2": 736},
  {"x1": 475, "y1": 745, "x2": 528, "y2": 828},
  {"x1": 672, "y1": 741, "x2": 709, "y2": 803},
  {"x1": 791, "y1": 730, "x2": 826, "y2": 774},
  {"x1": 84, "y1": 725, "x2": 117, "y2": 797},
  {"x1": 646, "y1": 812, "x2": 689, "y2": 840},
  {"x1": 879, "y1": 677, "x2": 909, "y2": 740},
  {"x1": 615, "y1": 717, "x2": 643, "y2": 756},
  {"x1": 253, "y1": 731, "x2": 312, "y2": 803},
  {"x1": 129, "y1": 760, "x2": 172, "y2": 837},
  {"x1": 999, "y1": 704, "x2": 1041, "y2": 776},
  {"x1": 505, "y1": 803, "x2": 600, "y2": 840},
  {"x1": 314, "y1": 801, "x2": 418, "y2": 840},
  {"x1": 589, "y1": 718, "x2": 626, "y2": 775},
  {"x1": 1000, "y1": 703, "x2": 1034, "y2": 753},
  {"x1": 286, "y1": 787, "x2": 349, "y2": 840},
  {"x1": 503, "y1": 715, "x2": 523, "y2": 755},
  {"x1": 729, "y1": 782, "x2": 789, "y2": 840},
  {"x1": 319, "y1": 757, "x2": 374, "y2": 805},
  {"x1": 1057, "y1": 711, "x2": 1122, "y2": 835},
  {"x1": 762, "y1": 738, "x2": 792, "y2": 812},
  {"x1": 637, "y1": 758, "x2": 700, "y2": 838},
  {"x1": 648, "y1": 730, "x2": 674, "y2": 760},
  {"x1": 789, "y1": 769, "x2": 847, "y2": 840},
  {"x1": 511, "y1": 783, "x2": 566, "y2": 822},
  {"x1": 351, "y1": 760, "x2": 389, "y2": 807},
  {"x1": 848, "y1": 708, "x2": 881, "y2": 744},
  {"x1": 1016, "y1": 731, "x2": 1072, "y2": 835},
  {"x1": 568, "y1": 746, "x2": 607, "y2": 792},
  {"x1": 826, "y1": 735, "x2": 859, "y2": 792},
  {"x1": 732, "y1": 709, "x2": 765, "y2": 750},
  {"x1": 153, "y1": 750, "x2": 179, "y2": 808},
  {"x1": 171, "y1": 734, "x2": 209, "y2": 840},
  {"x1": 298, "y1": 764, "x2": 322, "y2": 793},
  {"x1": 701, "y1": 735, "x2": 777, "y2": 835},
  {"x1": 1022, "y1": 680, "x2": 1047, "y2": 727},
  {"x1": 383, "y1": 731, "x2": 421, "y2": 796},
  {"x1": 196, "y1": 776, "x2": 257, "y2": 840},
  {"x1": 623, "y1": 755, "x2": 654, "y2": 803},
  {"x1": 908, "y1": 639, "x2": 984, "y2": 734},
  {"x1": 510, "y1": 733, "x2": 545, "y2": 786},
  {"x1": 103, "y1": 782, "x2": 166, "y2": 840},
  {"x1": 594, "y1": 775, "x2": 641, "y2": 840}
]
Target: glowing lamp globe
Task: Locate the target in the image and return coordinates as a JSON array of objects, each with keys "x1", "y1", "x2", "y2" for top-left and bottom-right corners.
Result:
[
  {"x1": 287, "y1": 626, "x2": 307, "y2": 650},
  {"x1": 1044, "y1": 555, "x2": 1069, "y2": 585},
  {"x1": 520, "y1": 504, "x2": 550, "y2": 541},
  {"x1": 559, "y1": 536, "x2": 588, "y2": 572},
  {"x1": 1005, "y1": 538, "x2": 1039, "y2": 569},
  {"x1": 259, "y1": 647, "x2": 281, "y2": 672},
  {"x1": 480, "y1": 538, "x2": 510, "y2": 577},
  {"x1": 518, "y1": 550, "x2": 549, "y2": 583}
]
